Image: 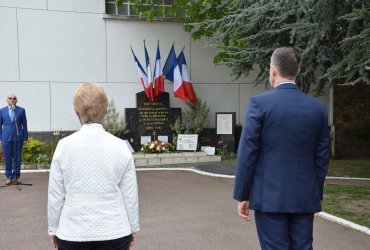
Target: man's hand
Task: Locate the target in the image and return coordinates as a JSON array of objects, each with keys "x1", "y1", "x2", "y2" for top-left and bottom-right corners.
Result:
[
  {"x1": 23, "y1": 140, "x2": 27, "y2": 145},
  {"x1": 50, "y1": 235, "x2": 58, "y2": 248},
  {"x1": 237, "y1": 201, "x2": 251, "y2": 222},
  {"x1": 129, "y1": 233, "x2": 137, "y2": 250}
]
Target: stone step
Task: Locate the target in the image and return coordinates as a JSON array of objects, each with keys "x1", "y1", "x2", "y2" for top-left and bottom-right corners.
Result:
[{"x1": 134, "y1": 152, "x2": 221, "y2": 167}]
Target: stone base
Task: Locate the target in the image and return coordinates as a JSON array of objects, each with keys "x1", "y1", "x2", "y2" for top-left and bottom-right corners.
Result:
[{"x1": 133, "y1": 152, "x2": 222, "y2": 167}]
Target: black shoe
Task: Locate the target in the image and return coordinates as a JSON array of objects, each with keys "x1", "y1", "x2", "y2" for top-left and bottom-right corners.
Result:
[{"x1": 12, "y1": 179, "x2": 20, "y2": 185}]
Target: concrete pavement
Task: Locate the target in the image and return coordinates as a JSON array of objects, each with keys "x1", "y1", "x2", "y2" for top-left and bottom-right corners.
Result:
[{"x1": 0, "y1": 171, "x2": 369, "y2": 250}]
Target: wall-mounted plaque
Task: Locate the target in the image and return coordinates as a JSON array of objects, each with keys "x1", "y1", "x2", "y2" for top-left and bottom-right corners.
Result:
[
  {"x1": 216, "y1": 113, "x2": 233, "y2": 135},
  {"x1": 215, "y1": 112, "x2": 236, "y2": 153},
  {"x1": 158, "y1": 135, "x2": 168, "y2": 143},
  {"x1": 177, "y1": 134, "x2": 198, "y2": 151},
  {"x1": 140, "y1": 136, "x2": 151, "y2": 145}
]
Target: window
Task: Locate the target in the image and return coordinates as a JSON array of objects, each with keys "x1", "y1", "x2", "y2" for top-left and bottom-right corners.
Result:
[{"x1": 105, "y1": 0, "x2": 175, "y2": 18}]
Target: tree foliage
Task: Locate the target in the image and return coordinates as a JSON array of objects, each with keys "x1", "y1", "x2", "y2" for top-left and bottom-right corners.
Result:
[
  {"x1": 117, "y1": 0, "x2": 370, "y2": 93},
  {"x1": 102, "y1": 100, "x2": 129, "y2": 138},
  {"x1": 171, "y1": 98, "x2": 210, "y2": 135}
]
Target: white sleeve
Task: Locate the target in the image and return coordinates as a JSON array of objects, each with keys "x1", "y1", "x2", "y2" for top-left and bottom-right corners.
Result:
[
  {"x1": 119, "y1": 155, "x2": 140, "y2": 233},
  {"x1": 47, "y1": 145, "x2": 66, "y2": 236}
]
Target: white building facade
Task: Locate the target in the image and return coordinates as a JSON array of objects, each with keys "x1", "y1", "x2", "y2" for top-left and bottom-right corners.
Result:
[{"x1": 0, "y1": 0, "x2": 330, "y2": 133}]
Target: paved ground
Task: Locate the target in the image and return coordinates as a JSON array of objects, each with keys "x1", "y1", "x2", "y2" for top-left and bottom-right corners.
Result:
[{"x1": 0, "y1": 171, "x2": 369, "y2": 250}]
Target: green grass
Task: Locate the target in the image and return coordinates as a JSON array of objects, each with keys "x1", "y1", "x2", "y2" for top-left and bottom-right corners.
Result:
[
  {"x1": 328, "y1": 159, "x2": 370, "y2": 178},
  {"x1": 322, "y1": 184, "x2": 370, "y2": 228},
  {"x1": 227, "y1": 158, "x2": 370, "y2": 178}
]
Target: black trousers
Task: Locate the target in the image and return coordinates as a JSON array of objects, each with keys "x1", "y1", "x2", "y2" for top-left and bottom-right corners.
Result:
[{"x1": 57, "y1": 235, "x2": 132, "y2": 250}]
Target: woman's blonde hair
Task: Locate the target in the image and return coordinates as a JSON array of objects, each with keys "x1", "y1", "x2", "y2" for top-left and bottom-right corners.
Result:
[{"x1": 73, "y1": 83, "x2": 108, "y2": 124}]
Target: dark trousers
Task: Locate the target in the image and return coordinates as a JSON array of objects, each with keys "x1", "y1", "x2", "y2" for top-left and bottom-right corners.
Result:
[
  {"x1": 254, "y1": 210, "x2": 314, "y2": 250},
  {"x1": 57, "y1": 235, "x2": 132, "y2": 250},
  {"x1": 2, "y1": 141, "x2": 23, "y2": 179}
]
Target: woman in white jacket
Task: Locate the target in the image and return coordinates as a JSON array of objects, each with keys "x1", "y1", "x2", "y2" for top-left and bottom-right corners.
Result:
[{"x1": 48, "y1": 83, "x2": 139, "y2": 250}]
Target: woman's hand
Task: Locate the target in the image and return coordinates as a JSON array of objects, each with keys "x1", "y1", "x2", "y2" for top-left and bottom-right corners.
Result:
[
  {"x1": 50, "y1": 235, "x2": 58, "y2": 248},
  {"x1": 129, "y1": 233, "x2": 137, "y2": 249}
]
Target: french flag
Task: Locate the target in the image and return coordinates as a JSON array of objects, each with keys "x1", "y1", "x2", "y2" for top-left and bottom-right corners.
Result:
[
  {"x1": 177, "y1": 50, "x2": 197, "y2": 105},
  {"x1": 131, "y1": 47, "x2": 153, "y2": 102},
  {"x1": 163, "y1": 45, "x2": 187, "y2": 103},
  {"x1": 153, "y1": 42, "x2": 164, "y2": 100},
  {"x1": 144, "y1": 42, "x2": 154, "y2": 101}
]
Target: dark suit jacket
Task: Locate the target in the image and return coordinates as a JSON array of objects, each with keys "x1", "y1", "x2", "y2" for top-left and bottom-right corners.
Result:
[
  {"x1": 0, "y1": 106, "x2": 28, "y2": 142},
  {"x1": 233, "y1": 83, "x2": 329, "y2": 213}
]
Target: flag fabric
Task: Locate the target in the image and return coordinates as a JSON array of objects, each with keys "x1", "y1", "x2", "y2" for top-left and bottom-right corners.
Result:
[
  {"x1": 177, "y1": 51, "x2": 197, "y2": 105},
  {"x1": 162, "y1": 45, "x2": 175, "y2": 82},
  {"x1": 163, "y1": 45, "x2": 187, "y2": 103},
  {"x1": 153, "y1": 43, "x2": 165, "y2": 100},
  {"x1": 144, "y1": 43, "x2": 154, "y2": 101},
  {"x1": 131, "y1": 47, "x2": 153, "y2": 101}
]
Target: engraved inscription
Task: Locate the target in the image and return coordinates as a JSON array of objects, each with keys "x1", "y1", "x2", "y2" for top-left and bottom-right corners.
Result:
[{"x1": 138, "y1": 101, "x2": 169, "y2": 131}]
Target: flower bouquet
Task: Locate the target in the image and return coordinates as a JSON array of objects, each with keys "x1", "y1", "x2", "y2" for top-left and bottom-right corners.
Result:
[
  {"x1": 141, "y1": 140, "x2": 175, "y2": 154},
  {"x1": 216, "y1": 140, "x2": 230, "y2": 156}
]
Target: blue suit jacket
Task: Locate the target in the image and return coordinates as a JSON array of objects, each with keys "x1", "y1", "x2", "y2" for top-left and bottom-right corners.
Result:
[
  {"x1": 0, "y1": 106, "x2": 28, "y2": 142},
  {"x1": 233, "y1": 83, "x2": 329, "y2": 213}
]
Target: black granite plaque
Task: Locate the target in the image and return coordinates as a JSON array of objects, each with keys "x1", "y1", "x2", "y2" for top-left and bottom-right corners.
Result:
[
  {"x1": 125, "y1": 91, "x2": 181, "y2": 151},
  {"x1": 215, "y1": 112, "x2": 236, "y2": 153}
]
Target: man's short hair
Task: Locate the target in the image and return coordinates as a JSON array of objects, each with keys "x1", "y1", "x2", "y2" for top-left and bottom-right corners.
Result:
[
  {"x1": 271, "y1": 47, "x2": 301, "y2": 79},
  {"x1": 73, "y1": 83, "x2": 108, "y2": 124}
]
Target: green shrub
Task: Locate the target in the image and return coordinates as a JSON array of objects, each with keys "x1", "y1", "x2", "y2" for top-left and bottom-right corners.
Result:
[
  {"x1": 102, "y1": 99, "x2": 129, "y2": 138},
  {"x1": 171, "y1": 98, "x2": 209, "y2": 145},
  {"x1": 22, "y1": 137, "x2": 44, "y2": 164},
  {"x1": 36, "y1": 153, "x2": 50, "y2": 165},
  {"x1": 44, "y1": 139, "x2": 58, "y2": 162}
]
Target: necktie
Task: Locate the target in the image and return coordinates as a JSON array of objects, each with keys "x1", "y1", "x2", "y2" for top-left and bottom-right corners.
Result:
[{"x1": 9, "y1": 108, "x2": 14, "y2": 122}]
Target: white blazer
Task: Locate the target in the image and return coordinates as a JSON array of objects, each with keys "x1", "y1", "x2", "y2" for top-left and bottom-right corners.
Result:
[{"x1": 48, "y1": 123, "x2": 139, "y2": 241}]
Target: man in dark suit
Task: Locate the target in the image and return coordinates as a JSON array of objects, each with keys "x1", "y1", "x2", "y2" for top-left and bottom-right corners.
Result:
[
  {"x1": 0, "y1": 94, "x2": 28, "y2": 185},
  {"x1": 233, "y1": 47, "x2": 329, "y2": 250}
]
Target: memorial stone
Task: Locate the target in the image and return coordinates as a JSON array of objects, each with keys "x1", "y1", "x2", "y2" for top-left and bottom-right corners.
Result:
[{"x1": 125, "y1": 92, "x2": 181, "y2": 151}]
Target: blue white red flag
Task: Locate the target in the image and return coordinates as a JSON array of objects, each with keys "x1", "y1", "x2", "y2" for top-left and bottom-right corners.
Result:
[
  {"x1": 163, "y1": 45, "x2": 187, "y2": 103},
  {"x1": 177, "y1": 50, "x2": 197, "y2": 105},
  {"x1": 144, "y1": 42, "x2": 154, "y2": 101},
  {"x1": 131, "y1": 47, "x2": 153, "y2": 101},
  {"x1": 153, "y1": 42, "x2": 165, "y2": 100}
]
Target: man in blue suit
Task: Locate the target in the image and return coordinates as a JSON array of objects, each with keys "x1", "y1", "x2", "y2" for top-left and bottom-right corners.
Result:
[
  {"x1": 0, "y1": 94, "x2": 28, "y2": 185},
  {"x1": 233, "y1": 47, "x2": 329, "y2": 250}
]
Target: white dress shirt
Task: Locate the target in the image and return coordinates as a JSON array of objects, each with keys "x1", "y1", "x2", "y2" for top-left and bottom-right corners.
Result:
[{"x1": 48, "y1": 123, "x2": 139, "y2": 241}]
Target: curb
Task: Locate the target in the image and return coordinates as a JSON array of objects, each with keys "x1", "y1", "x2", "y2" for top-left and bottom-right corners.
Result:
[
  {"x1": 318, "y1": 212, "x2": 370, "y2": 236},
  {"x1": 136, "y1": 167, "x2": 235, "y2": 179},
  {"x1": 326, "y1": 177, "x2": 370, "y2": 181}
]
